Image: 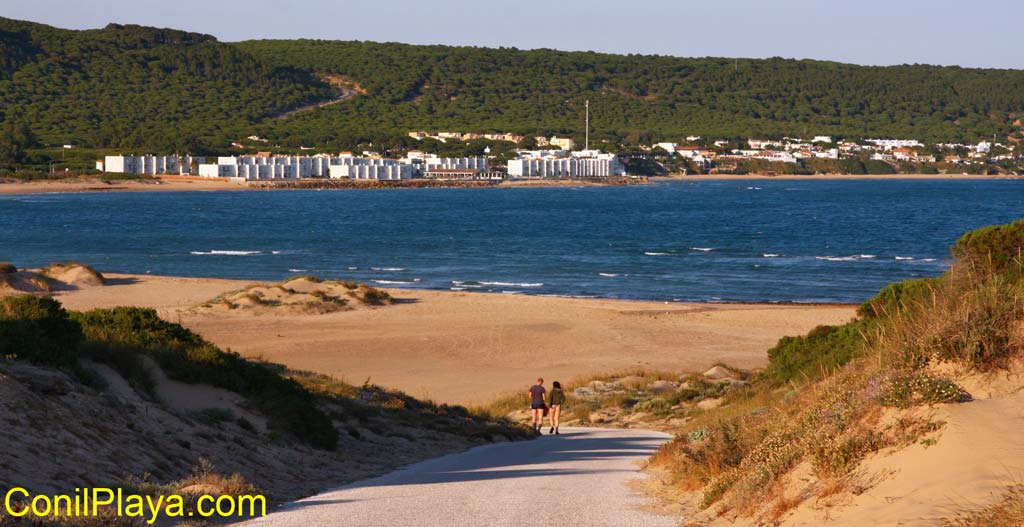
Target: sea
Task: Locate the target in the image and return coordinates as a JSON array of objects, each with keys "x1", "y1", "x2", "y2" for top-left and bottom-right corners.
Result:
[{"x1": 2, "y1": 179, "x2": 1023, "y2": 303}]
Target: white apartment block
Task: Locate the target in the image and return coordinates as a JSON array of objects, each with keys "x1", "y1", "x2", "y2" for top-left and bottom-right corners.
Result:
[
  {"x1": 869, "y1": 139, "x2": 923, "y2": 150},
  {"x1": 102, "y1": 155, "x2": 197, "y2": 175},
  {"x1": 507, "y1": 153, "x2": 625, "y2": 179},
  {"x1": 329, "y1": 164, "x2": 413, "y2": 180}
]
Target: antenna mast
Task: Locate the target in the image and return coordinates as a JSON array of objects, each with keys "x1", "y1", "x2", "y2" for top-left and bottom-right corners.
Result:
[{"x1": 585, "y1": 99, "x2": 590, "y2": 151}]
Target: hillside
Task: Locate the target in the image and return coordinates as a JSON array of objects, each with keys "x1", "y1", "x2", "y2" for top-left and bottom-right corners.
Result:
[
  {"x1": 0, "y1": 17, "x2": 330, "y2": 158},
  {"x1": 636, "y1": 218, "x2": 1024, "y2": 525},
  {"x1": 0, "y1": 290, "x2": 530, "y2": 524},
  {"x1": 3, "y1": 17, "x2": 1024, "y2": 164},
  {"x1": 238, "y1": 39, "x2": 1024, "y2": 146}
]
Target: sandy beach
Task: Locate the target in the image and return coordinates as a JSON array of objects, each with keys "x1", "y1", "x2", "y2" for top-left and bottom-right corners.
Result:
[
  {"x1": 0, "y1": 176, "x2": 250, "y2": 195},
  {"x1": 50, "y1": 273, "x2": 856, "y2": 404}
]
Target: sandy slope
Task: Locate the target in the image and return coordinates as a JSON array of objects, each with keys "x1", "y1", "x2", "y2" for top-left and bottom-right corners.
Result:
[
  {"x1": 782, "y1": 369, "x2": 1024, "y2": 526},
  {"x1": 239, "y1": 427, "x2": 674, "y2": 527},
  {"x1": 51, "y1": 273, "x2": 855, "y2": 405}
]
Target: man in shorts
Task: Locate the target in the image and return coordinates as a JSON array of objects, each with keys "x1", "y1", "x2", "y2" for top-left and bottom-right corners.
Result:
[{"x1": 528, "y1": 378, "x2": 547, "y2": 433}]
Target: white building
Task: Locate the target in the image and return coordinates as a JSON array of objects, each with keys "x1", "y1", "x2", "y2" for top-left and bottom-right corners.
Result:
[
  {"x1": 812, "y1": 136, "x2": 833, "y2": 144},
  {"x1": 507, "y1": 152, "x2": 625, "y2": 178},
  {"x1": 102, "y1": 155, "x2": 197, "y2": 175},
  {"x1": 329, "y1": 164, "x2": 413, "y2": 180},
  {"x1": 869, "y1": 139, "x2": 923, "y2": 150}
]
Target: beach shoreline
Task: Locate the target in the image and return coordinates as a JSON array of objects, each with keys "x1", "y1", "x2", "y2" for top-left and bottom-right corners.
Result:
[
  {"x1": 652, "y1": 173, "x2": 1020, "y2": 181},
  {"x1": 3, "y1": 171, "x2": 1015, "y2": 196},
  {"x1": 37, "y1": 271, "x2": 858, "y2": 404}
]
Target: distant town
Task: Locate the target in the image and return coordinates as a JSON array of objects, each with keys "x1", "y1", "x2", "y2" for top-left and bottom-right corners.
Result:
[{"x1": 96, "y1": 130, "x2": 1019, "y2": 182}]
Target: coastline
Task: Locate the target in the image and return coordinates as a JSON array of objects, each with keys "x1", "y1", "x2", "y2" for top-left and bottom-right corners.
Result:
[
  {"x1": 42, "y1": 271, "x2": 857, "y2": 404},
  {"x1": 652, "y1": 173, "x2": 1022, "y2": 181},
  {"x1": 0, "y1": 175, "x2": 645, "y2": 195}
]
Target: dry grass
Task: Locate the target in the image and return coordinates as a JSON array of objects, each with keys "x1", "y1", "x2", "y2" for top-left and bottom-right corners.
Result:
[
  {"x1": 647, "y1": 250, "x2": 1024, "y2": 522},
  {"x1": 945, "y1": 484, "x2": 1024, "y2": 527}
]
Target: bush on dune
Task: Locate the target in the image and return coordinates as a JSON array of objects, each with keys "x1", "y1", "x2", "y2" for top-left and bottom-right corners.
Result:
[
  {"x1": 0, "y1": 295, "x2": 81, "y2": 369},
  {"x1": 72, "y1": 307, "x2": 339, "y2": 450}
]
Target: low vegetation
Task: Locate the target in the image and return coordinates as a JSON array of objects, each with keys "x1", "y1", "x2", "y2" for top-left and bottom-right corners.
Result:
[
  {"x1": 195, "y1": 276, "x2": 392, "y2": 315},
  {"x1": 481, "y1": 366, "x2": 750, "y2": 431},
  {"x1": 642, "y1": 218, "x2": 1024, "y2": 523},
  {"x1": 945, "y1": 484, "x2": 1024, "y2": 527}
]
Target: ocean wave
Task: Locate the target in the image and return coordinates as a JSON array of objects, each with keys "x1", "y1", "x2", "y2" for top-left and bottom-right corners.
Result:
[
  {"x1": 271, "y1": 250, "x2": 282, "y2": 255},
  {"x1": 762, "y1": 253, "x2": 781, "y2": 258},
  {"x1": 644, "y1": 251, "x2": 671, "y2": 256},
  {"x1": 816, "y1": 256, "x2": 859, "y2": 262},
  {"x1": 859, "y1": 254, "x2": 877, "y2": 259},
  {"x1": 287, "y1": 268, "x2": 307, "y2": 273},
  {"x1": 480, "y1": 281, "x2": 543, "y2": 288},
  {"x1": 451, "y1": 280, "x2": 484, "y2": 288},
  {"x1": 921, "y1": 258, "x2": 937, "y2": 262},
  {"x1": 190, "y1": 250, "x2": 262, "y2": 256},
  {"x1": 746, "y1": 186, "x2": 763, "y2": 190},
  {"x1": 895, "y1": 256, "x2": 914, "y2": 261},
  {"x1": 598, "y1": 272, "x2": 620, "y2": 277},
  {"x1": 347, "y1": 266, "x2": 359, "y2": 270},
  {"x1": 371, "y1": 267, "x2": 406, "y2": 272},
  {"x1": 372, "y1": 279, "x2": 420, "y2": 285},
  {"x1": 501, "y1": 290, "x2": 523, "y2": 295},
  {"x1": 691, "y1": 247, "x2": 713, "y2": 252}
]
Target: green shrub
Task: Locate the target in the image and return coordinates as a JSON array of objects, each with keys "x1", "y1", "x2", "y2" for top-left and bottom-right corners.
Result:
[
  {"x1": 953, "y1": 218, "x2": 1024, "y2": 275},
  {"x1": 0, "y1": 295, "x2": 81, "y2": 369},
  {"x1": 880, "y1": 373, "x2": 970, "y2": 408},
  {"x1": 360, "y1": 287, "x2": 392, "y2": 305},
  {"x1": 858, "y1": 277, "x2": 940, "y2": 317},
  {"x1": 72, "y1": 307, "x2": 338, "y2": 450},
  {"x1": 763, "y1": 319, "x2": 869, "y2": 385}
]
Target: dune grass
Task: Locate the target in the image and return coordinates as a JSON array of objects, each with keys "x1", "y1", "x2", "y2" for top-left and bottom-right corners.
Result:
[{"x1": 945, "y1": 484, "x2": 1024, "y2": 527}]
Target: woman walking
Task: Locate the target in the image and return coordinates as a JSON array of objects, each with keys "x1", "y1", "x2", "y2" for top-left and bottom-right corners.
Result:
[{"x1": 548, "y1": 381, "x2": 565, "y2": 435}]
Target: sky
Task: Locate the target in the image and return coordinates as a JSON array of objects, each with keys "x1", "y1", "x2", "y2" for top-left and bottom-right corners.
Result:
[{"x1": 5, "y1": 0, "x2": 1022, "y2": 69}]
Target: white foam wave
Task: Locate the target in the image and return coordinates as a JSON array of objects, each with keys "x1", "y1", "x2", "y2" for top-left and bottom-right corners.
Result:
[
  {"x1": 762, "y1": 253, "x2": 781, "y2": 258},
  {"x1": 691, "y1": 247, "x2": 713, "y2": 252},
  {"x1": 598, "y1": 273, "x2": 620, "y2": 277},
  {"x1": 480, "y1": 281, "x2": 543, "y2": 288},
  {"x1": 816, "y1": 256, "x2": 858, "y2": 262},
  {"x1": 190, "y1": 250, "x2": 261, "y2": 256},
  {"x1": 859, "y1": 254, "x2": 877, "y2": 259},
  {"x1": 372, "y1": 279, "x2": 420, "y2": 285},
  {"x1": 644, "y1": 251, "x2": 670, "y2": 256},
  {"x1": 347, "y1": 266, "x2": 358, "y2": 270},
  {"x1": 746, "y1": 186, "x2": 763, "y2": 190},
  {"x1": 287, "y1": 268, "x2": 307, "y2": 273},
  {"x1": 895, "y1": 256, "x2": 914, "y2": 261},
  {"x1": 921, "y1": 258, "x2": 937, "y2": 262},
  {"x1": 271, "y1": 250, "x2": 282, "y2": 255},
  {"x1": 371, "y1": 267, "x2": 406, "y2": 272}
]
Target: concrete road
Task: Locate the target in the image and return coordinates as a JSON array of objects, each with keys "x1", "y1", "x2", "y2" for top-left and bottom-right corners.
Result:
[{"x1": 240, "y1": 427, "x2": 676, "y2": 527}]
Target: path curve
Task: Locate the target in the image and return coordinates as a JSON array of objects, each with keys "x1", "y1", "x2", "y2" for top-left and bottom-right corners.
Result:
[{"x1": 240, "y1": 427, "x2": 675, "y2": 527}]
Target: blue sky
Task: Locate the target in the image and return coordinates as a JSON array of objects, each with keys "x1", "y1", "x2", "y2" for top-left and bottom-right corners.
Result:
[{"x1": 6, "y1": 0, "x2": 1022, "y2": 68}]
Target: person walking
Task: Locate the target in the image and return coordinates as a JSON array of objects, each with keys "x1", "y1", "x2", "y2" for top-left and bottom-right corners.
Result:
[
  {"x1": 548, "y1": 381, "x2": 565, "y2": 435},
  {"x1": 528, "y1": 378, "x2": 547, "y2": 433}
]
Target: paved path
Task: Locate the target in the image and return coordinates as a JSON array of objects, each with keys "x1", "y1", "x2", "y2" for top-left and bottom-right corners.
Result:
[{"x1": 241, "y1": 427, "x2": 676, "y2": 527}]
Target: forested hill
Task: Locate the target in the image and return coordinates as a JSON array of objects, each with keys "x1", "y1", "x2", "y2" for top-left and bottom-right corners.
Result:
[
  {"x1": 237, "y1": 39, "x2": 1024, "y2": 146},
  {"x1": 0, "y1": 18, "x2": 330, "y2": 153},
  {"x1": 2, "y1": 17, "x2": 1024, "y2": 157}
]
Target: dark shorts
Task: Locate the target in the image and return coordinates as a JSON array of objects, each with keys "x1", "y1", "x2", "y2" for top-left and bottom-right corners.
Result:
[{"x1": 531, "y1": 403, "x2": 546, "y2": 410}]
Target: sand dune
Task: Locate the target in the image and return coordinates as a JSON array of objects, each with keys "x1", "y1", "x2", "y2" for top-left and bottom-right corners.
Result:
[{"x1": 52, "y1": 273, "x2": 855, "y2": 404}]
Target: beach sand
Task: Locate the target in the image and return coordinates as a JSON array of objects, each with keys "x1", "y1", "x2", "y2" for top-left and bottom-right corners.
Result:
[
  {"x1": 51, "y1": 273, "x2": 856, "y2": 404},
  {"x1": 0, "y1": 176, "x2": 250, "y2": 194}
]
